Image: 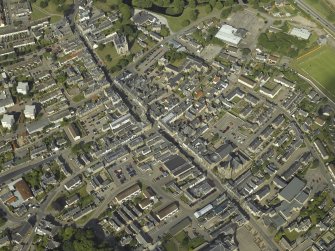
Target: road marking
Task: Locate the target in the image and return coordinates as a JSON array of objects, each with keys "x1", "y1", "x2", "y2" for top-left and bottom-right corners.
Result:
[{"x1": 296, "y1": 45, "x2": 321, "y2": 61}]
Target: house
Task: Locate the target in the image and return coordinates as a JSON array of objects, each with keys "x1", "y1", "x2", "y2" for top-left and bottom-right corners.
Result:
[
  {"x1": 315, "y1": 117, "x2": 326, "y2": 127},
  {"x1": 24, "y1": 105, "x2": 36, "y2": 119},
  {"x1": 238, "y1": 75, "x2": 257, "y2": 89},
  {"x1": 14, "y1": 179, "x2": 33, "y2": 201},
  {"x1": 138, "y1": 198, "x2": 153, "y2": 210},
  {"x1": 1, "y1": 114, "x2": 14, "y2": 129},
  {"x1": 64, "y1": 176, "x2": 82, "y2": 191},
  {"x1": 115, "y1": 183, "x2": 141, "y2": 204},
  {"x1": 17, "y1": 82, "x2": 29, "y2": 95},
  {"x1": 314, "y1": 139, "x2": 329, "y2": 160},
  {"x1": 156, "y1": 202, "x2": 179, "y2": 221}
]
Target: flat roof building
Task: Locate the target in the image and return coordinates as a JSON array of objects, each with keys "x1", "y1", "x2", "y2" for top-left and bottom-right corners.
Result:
[
  {"x1": 17, "y1": 82, "x2": 29, "y2": 95},
  {"x1": 1, "y1": 114, "x2": 14, "y2": 129},
  {"x1": 215, "y1": 25, "x2": 243, "y2": 46},
  {"x1": 24, "y1": 105, "x2": 36, "y2": 120},
  {"x1": 289, "y1": 28, "x2": 311, "y2": 40},
  {"x1": 278, "y1": 177, "x2": 305, "y2": 202}
]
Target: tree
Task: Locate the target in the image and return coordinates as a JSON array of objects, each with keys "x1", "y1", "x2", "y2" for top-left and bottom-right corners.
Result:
[
  {"x1": 182, "y1": 19, "x2": 190, "y2": 26},
  {"x1": 221, "y1": 7, "x2": 232, "y2": 18},
  {"x1": 106, "y1": 54, "x2": 112, "y2": 62},
  {"x1": 188, "y1": 0, "x2": 197, "y2": 8},
  {"x1": 215, "y1": 1, "x2": 223, "y2": 9},
  {"x1": 40, "y1": 0, "x2": 48, "y2": 8},
  {"x1": 190, "y1": 9, "x2": 199, "y2": 21},
  {"x1": 209, "y1": 0, "x2": 217, "y2": 7},
  {"x1": 242, "y1": 48, "x2": 251, "y2": 55},
  {"x1": 119, "y1": 3, "x2": 131, "y2": 23},
  {"x1": 160, "y1": 26, "x2": 170, "y2": 37},
  {"x1": 205, "y1": 4, "x2": 213, "y2": 13},
  {"x1": 98, "y1": 44, "x2": 105, "y2": 50}
]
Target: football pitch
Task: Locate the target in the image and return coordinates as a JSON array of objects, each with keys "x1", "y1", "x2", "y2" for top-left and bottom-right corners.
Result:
[{"x1": 294, "y1": 46, "x2": 335, "y2": 99}]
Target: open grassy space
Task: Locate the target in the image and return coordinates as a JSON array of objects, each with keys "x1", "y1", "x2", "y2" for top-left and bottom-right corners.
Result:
[
  {"x1": 304, "y1": 0, "x2": 335, "y2": 23},
  {"x1": 293, "y1": 46, "x2": 335, "y2": 99},
  {"x1": 164, "y1": 6, "x2": 213, "y2": 32},
  {"x1": 95, "y1": 44, "x2": 122, "y2": 69},
  {"x1": 93, "y1": 0, "x2": 118, "y2": 11},
  {"x1": 31, "y1": 0, "x2": 73, "y2": 23}
]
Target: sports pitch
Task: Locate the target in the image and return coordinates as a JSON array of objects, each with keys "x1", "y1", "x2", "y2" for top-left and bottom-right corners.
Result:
[{"x1": 294, "y1": 46, "x2": 335, "y2": 99}]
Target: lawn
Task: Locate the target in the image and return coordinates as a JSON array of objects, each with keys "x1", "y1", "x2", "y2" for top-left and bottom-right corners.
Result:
[
  {"x1": 31, "y1": 0, "x2": 73, "y2": 23},
  {"x1": 164, "y1": 6, "x2": 213, "y2": 32},
  {"x1": 304, "y1": 0, "x2": 335, "y2": 24},
  {"x1": 293, "y1": 46, "x2": 335, "y2": 99},
  {"x1": 95, "y1": 44, "x2": 123, "y2": 69},
  {"x1": 93, "y1": 0, "x2": 118, "y2": 12}
]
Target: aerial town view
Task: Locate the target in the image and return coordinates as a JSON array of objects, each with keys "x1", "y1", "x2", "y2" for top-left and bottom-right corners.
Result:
[{"x1": 0, "y1": 0, "x2": 334, "y2": 250}]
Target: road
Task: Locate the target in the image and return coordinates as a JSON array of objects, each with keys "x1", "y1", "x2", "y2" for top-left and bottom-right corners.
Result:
[{"x1": 295, "y1": 0, "x2": 335, "y2": 34}]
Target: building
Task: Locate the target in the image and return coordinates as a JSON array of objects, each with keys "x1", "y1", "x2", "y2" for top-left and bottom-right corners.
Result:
[
  {"x1": 68, "y1": 123, "x2": 81, "y2": 141},
  {"x1": 215, "y1": 25, "x2": 244, "y2": 46},
  {"x1": 17, "y1": 82, "x2": 29, "y2": 95},
  {"x1": 238, "y1": 75, "x2": 257, "y2": 89},
  {"x1": 278, "y1": 177, "x2": 305, "y2": 202},
  {"x1": 156, "y1": 202, "x2": 179, "y2": 221},
  {"x1": 194, "y1": 204, "x2": 213, "y2": 218},
  {"x1": 314, "y1": 139, "x2": 329, "y2": 160},
  {"x1": 163, "y1": 155, "x2": 194, "y2": 179},
  {"x1": 1, "y1": 114, "x2": 14, "y2": 129},
  {"x1": 289, "y1": 28, "x2": 311, "y2": 40},
  {"x1": 14, "y1": 179, "x2": 33, "y2": 201},
  {"x1": 24, "y1": 105, "x2": 36, "y2": 119},
  {"x1": 115, "y1": 183, "x2": 141, "y2": 204},
  {"x1": 64, "y1": 176, "x2": 82, "y2": 191},
  {"x1": 113, "y1": 34, "x2": 128, "y2": 55}
]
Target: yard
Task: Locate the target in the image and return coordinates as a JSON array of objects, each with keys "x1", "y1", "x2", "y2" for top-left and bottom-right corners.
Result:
[{"x1": 293, "y1": 46, "x2": 335, "y2": 100}]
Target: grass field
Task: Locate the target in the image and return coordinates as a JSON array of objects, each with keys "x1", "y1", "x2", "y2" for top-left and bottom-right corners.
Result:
[
  {"x1": 31, "y1": 0, "x2": 73, "y2": 23},
  {"x1": 293, "y1": 46, "x2": 335, "y2": 99},
  {"x1": 304, "y1": 0, "x2": 335, "y2": 23},
  {"x1": 164, "y1": 6, "x2": 212, "y2": 32}
]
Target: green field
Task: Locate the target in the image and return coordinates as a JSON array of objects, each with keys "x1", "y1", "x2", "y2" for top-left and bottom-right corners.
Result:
[
  {"x1": 304, "y1": 0, "x2": 335, "y2": 24},
  {"x1": 164, "y1": 6, "x2": 213, "y2": 32},
  {"x1": 31, "y1": 0, "x2": 73, "y2": 23},
  {"x1": 293, "y1": 46, "x2": 335, "y2": 99}
]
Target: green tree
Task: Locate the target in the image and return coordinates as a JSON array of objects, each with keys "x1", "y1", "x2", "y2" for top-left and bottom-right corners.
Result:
[
  {"x1": 188, "y1": 0, "x2": 197, "y2": 8},
  {"x1": 221, "y1": 7, "x2": 232, "y2": 18},
  {"x1": 209, "y1": 0, "x2": 217, "y2": 7},
  {"x1": 190, "y1": 9, "x2": 199, "y2": 21},
  {"x1": 182, "y1": 19, "x2": 190, "y2": 26},
  {"x1": 205, "y1": 4, "x2": 212, "y2": 13},
  {"x1": 40, "y1": 0, "x2": 48, "y2": 8},
  {"x1": 215, "y1": 1, "x2": 223, "y2": 9},
  {"x1": 119, "y1": 3, "x2": 132, "y2": 23},
  {"x1": 160, "y1": 26, "x2": 170, "y2": 37}
]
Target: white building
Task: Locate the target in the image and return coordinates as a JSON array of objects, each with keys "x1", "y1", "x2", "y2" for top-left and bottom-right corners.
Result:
[
  {"x1": 215, "y1": 25, "x2": 243, "y2": 46},
  {"x1": 17, "y1": 82, "x2": 29, "y2": 95},
  {"x1": 289, "y1": 28, "x2": 311, "y2": 40},
  {"x1": 1, "y1": 114, "x2": 15, "y2": 129},
  {"x1": 24, "y1": 105, "x2": 36, "y2": 119}
]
